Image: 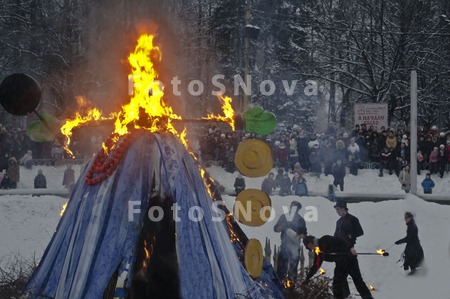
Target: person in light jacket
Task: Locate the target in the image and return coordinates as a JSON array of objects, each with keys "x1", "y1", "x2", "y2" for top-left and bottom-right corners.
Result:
[{"x1": 398, "y1": 165, "x2": 411, "y2": 193}]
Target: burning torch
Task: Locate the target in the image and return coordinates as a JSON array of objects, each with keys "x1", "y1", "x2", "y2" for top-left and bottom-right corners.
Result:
[{"x1": 327, "y1": 249, "x2": 389, "y2": 257}]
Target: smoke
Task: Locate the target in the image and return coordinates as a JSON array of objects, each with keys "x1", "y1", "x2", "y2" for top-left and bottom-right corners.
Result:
[{"x1": 73, "y1": 0, "x2": 187, "y2": 115}]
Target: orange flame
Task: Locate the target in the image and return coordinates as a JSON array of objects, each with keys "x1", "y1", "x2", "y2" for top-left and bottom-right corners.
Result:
[
  {"x1": 226, "y1": 212, "x2": 241, "y2": 244},
  {"x1": 203, "y1": 95, "x2": 235, "y2": 130},
  {"x1": 61, "y1": 34, "x2": 234, "y2": 157},
  {"x1": 60, "y1": 96, "x2": 117, "y2": 156},
  {"x1": 283, "y1": 278, "x2": 294, "y2": 289},
  {"x1": 115, "y1": 34, "x2": 182, "y2": 137},
  {"x1": 60, "y1": 203, "x2": 67, "y2": 216},
  {"x1": 315, "y1": 246, "x2": 322, "y2": 256},
  {"x1": 143, "y1": 240, "x2": 152, "y2": 268}
]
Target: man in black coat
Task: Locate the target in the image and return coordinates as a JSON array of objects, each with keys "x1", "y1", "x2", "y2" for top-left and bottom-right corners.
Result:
[
  {"x1": 303, "y1": 235, "x2": 373, "y2": 299},
  {"x1": 274, "y1": 201, "x2": 307, "y2": 282},
  {"x1": 334, "y1": 200, "x2": 364, "y2": 248},
  {"x1": 333, "y1": 200, "x2": 366, "y2": 298}
]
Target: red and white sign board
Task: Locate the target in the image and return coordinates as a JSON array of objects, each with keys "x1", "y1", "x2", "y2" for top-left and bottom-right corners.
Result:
[{"x1": 354, "y1": 103, "x2": 388, "y2": 130}]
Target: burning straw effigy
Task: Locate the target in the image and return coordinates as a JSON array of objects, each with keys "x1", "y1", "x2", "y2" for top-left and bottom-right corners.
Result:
[{"x1": 20, "y1": 34, "x2": 284, "y2": 299}]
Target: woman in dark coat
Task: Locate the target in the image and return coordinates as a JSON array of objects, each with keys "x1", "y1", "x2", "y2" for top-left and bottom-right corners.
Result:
[{"x1": 395, "y1": 212, "x2": 424, "y2": 274}]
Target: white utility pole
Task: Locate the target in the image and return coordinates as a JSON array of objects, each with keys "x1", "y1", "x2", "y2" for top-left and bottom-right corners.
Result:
[{"x1": 410, "y1": 70, "x2": 418, "y2": 194}]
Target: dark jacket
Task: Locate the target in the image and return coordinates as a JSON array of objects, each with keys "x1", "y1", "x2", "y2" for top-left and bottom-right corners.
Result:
[
  {"x1": 332, "y1": 163, "x2": 346, "y2": 181},
  {"x1": 279, "y1": 177, "x2": 292, "y2": 195},
  {"x1": 261, "y1": 177, "x2": 276, "y2": 195},
  {"x1": 334, "y1": 213, "x2": 364, "y2": 246},
  {"x1": 34, "y1": 173, "x2": 47, "y2": 189},
  {"x1": 396, "y1": 220, "x2": 424, "y2": 269},
  {"x1": 234, "y1": 177, "x2": 245, "y2": 195},
  {"x1": 306, "y1": 235, "x2": 352, "y2": 280}
]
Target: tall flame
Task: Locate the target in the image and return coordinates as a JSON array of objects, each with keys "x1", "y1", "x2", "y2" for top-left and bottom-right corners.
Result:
[
  {"x1": 115, "y1": 34, "x2": 181, "y2": 137},
  {"x1": 61, "y1": 34, "x2": 234, "y2": 155}
]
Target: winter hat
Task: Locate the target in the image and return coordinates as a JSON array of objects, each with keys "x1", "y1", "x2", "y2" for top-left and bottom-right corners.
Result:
[
  {"x1": 291, "y1": 201, "x2": 302, "y2": 210},
  {"x1": 426, "y1": 173, "x2": 431, "y2": 177},
  {"x1": 274, "y1": 141, "x2": 281, "y2": 146},
  {"x1": 440, "y1": 144, "x2": 445, "y2": 149},
  {"x1": 440, "y1": 132, "x2": 445, "y2": 137},
  {"x1": 342, "y1": 132, "x2": 349, "y2": 138},
  {"x1": 402, "y1": 134, "x2": 407, "y2": 139},
  {"x1": 279, "y1": 143, "x2": 286, "y2": 149},
  {"x1": 432, "y1": 125, "x2": 437, "y2": 130},
  {"x1": 334, "y1": 200, "x2": 348, "y2": 210},
  {"x1": 434, "y1": 147, "x2": 438, "y2": 150}
]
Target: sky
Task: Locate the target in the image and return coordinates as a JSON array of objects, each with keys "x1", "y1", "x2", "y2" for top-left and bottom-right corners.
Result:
[{"x1": 0, "y1": 163, "x2": 449, "y2": 299}]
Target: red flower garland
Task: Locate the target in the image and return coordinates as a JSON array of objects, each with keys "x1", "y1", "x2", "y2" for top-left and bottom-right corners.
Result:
[{"x1": 85, "y1": 132, "x2": 139, "y2": 185}]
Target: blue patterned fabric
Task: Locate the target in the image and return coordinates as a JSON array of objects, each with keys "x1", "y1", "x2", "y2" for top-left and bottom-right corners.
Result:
[{"x1": 24, "y1": 132, "x2": 284, "y2": 299}]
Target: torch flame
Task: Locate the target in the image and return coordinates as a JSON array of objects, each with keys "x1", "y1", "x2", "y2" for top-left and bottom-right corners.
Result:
[
  {"x1": 376, "y1": 249, "x2": 385, "y2": 256},
  {"x1": 320, "y1": 268, "x2": 326, "y2": 275},
  {"x1": 369, "y1": 285, "x2": 376, "y2": 291},
  {"x1": 315, "y1": 246, "x2": 322, "y2": 256}
]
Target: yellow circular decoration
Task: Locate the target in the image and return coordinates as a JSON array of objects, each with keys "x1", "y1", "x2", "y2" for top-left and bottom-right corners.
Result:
[
  {"x1": 245, "y1": 238, "x2": 264, "y2": 279},
  {"x1": 233, "y1": 189, "x2": 272, "y2": 227},
  {"x1": 234, "y1": 139, "x2": 273, "y2": 178}
]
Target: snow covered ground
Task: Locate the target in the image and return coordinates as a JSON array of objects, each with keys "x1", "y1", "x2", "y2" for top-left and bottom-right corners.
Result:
[{"x1": 1, "y1": 163, "x2": 449, "y2": 299}]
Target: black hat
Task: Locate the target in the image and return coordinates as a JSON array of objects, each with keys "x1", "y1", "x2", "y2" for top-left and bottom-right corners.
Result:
[
  {"x1": 333, "y1": 200, "x2": 347, "y2": 210},
  {"x1": 291, "y1": 201, "x2": 302, "y2": 210}
]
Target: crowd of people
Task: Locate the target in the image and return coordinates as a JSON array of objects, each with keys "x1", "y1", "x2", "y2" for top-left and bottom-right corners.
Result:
[
  {"x1": 197, "y1": 122, "x2": 449, "y2": 194},
  {"x1": 0, "y1": 124, "x2": 91, "y2": 189},
  {"x1": 1, "y1": 120, "x2": 448, "y2": 192}
]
